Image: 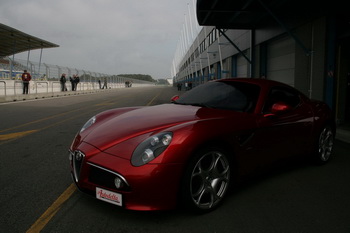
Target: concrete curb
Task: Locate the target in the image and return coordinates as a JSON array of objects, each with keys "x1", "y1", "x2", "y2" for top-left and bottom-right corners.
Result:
[{"x1": 0, "y1": 89, "x2": 114, "y2": 103}]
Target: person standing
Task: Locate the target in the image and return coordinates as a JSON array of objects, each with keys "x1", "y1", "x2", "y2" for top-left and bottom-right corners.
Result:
[
  {"x1": 102, "y1": 77, "x2": 107, "y2": 89},
  {"x1": 21, "y1": 70, "x2": 31, "y2": 94},
  {"x1": 177, "y1": 82, "x2": 182, "y2": 91},
  {"x1": 60, "y1": 73, "x2": 67, "y2": 91},
  {"x1": 69, "y1": 76, "x2": 74, "y2": 91},
  {"x1": 74, "y1": 74, "x2": 80, "y2": 91}
]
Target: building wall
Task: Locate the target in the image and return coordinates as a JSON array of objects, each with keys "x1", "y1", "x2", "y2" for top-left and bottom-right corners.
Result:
[
  {"x1": 294, "y1": 17, "x2": 327, "y2": 100},
  {"x1": 175, "y1": 16, "x2": 328, "y2": 101}
]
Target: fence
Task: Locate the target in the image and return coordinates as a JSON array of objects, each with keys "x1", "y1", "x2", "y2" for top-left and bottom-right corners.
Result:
[
  {"x1": 0, "y1": 57, "x2": 155, "y2": 97},
  {"x1": 0, "y1": 79, "x2": 153, "y2": 97}
]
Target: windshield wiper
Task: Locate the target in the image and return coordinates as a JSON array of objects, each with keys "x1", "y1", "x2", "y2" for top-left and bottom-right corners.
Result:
[
  {"x1": 189, "y1": 103, "x2": 205, "y2": 107},
  {"x1": 173, "y1": 102, "x2": 212, "y2": 108}
]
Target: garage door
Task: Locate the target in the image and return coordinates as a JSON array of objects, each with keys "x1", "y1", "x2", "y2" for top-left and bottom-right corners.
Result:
[
  {"x1": 267, "y1": 36, "x2": 295, "y2": 86},
  {"x1": 236, "y1": 52, "x2": 249, "y2": 78}
]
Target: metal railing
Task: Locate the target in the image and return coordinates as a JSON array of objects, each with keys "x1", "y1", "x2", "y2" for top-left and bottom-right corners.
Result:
[
  {"x1": 0, "y1": 79, "x2": 153, "y2": 97},
  {"x1": 35, "y1": 81, "x2": 49, "y2": 94},
  {"x1": 0, "y1": 57, "x2": 155, "y2": 97},
  {"x1": 0, "y1": 81, "x2": 6, "y2": 96}
]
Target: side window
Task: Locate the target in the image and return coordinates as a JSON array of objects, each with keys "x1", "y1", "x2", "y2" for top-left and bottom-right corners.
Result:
[{"x1": 263, "y1": 86, "x2": 301, "y2": 113}]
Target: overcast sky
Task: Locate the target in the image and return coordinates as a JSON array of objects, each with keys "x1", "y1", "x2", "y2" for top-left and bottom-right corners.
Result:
[{"x1": 1, "y1": 0, "x2": 199, "y2": 79}]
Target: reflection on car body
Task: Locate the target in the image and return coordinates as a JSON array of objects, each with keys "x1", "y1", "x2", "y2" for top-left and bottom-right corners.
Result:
[{"x1": 69, "y1": 78, "x2": 335, "y2": 212}]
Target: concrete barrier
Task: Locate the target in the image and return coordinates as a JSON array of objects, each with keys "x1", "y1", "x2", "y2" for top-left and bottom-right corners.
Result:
[
  {"x1": 0, "y1": 88, "x2": 114, "y2": 103},
  {"x1": 0, "y1": 79, "x2": 139, "y2": 103}
]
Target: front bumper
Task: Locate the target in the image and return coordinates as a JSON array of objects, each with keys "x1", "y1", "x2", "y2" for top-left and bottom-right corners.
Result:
[{"x1": 69, "y1": 145, "x2": 184, "y2": 211}]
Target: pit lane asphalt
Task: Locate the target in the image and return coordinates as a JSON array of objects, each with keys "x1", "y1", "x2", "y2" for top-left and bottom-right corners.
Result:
[{"x1": 0, "y1": 86, "x2": 349, "y2": 233}]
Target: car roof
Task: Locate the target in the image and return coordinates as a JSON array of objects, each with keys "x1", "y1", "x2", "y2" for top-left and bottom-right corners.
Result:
[
  {"x1": 215, "y1": 78, "x2": 309, "y2": 113},
  {"x1": 216, "y1": 78, "x2": 291, "y2": 89}
]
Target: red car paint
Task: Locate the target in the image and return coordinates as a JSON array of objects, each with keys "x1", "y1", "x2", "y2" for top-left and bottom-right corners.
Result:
[{"x1": 69, "y1": 78, "x2": 335, "y2": 211}]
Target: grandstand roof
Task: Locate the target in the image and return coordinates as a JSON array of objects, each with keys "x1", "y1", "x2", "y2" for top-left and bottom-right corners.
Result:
[
  {"x1": 0, "y1": 23, "x2": 59, "y2": 57},
  {"x1": 196, "y1": 0, "x2": 347, "y2": 29}
]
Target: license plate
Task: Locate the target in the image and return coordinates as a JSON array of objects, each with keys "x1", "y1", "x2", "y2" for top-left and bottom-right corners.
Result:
[{"x1": 96, "y1": 187, "x2": 122, "y2": 206}]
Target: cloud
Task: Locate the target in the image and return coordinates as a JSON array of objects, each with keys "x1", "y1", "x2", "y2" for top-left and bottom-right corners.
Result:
[{"x1": 1, "y1": 0, "x2": 196, "y2": 79}]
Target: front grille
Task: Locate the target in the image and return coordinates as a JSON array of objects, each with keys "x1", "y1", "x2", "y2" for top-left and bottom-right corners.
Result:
[
  {"x1": 71, "y1": 150, "x2": 85, "y2": 182},
  {"x1": 87, "y1": 163, "x2": 130, "y2": 191}
]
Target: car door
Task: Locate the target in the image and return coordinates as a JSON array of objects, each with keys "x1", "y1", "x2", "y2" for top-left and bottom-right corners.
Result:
[{"x1": 254, "y1": 86, "x2": 314, "y2": 166}]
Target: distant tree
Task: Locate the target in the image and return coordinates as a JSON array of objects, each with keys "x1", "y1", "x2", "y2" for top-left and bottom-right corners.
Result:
[
  {"x1": 118, "y1": 74, "x2": 156, "y2": 82},
  {"x1": 156, "y1": 79, "x2": 170, "y2": 85}
]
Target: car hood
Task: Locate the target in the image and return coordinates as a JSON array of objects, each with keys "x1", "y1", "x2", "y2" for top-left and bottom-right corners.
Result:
[{"x1": 82, "y1": 104, "x2": 225, "y2": 151}]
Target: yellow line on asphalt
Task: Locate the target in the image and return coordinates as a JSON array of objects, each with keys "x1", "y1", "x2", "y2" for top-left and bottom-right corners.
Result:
[
  {"x1": 24, "y1": 91, "x2": 163, "y2": 232},
  {"x1": 147, "y1": 92, "x2": 162, "y2": 106},
  {"x1": 0, "y1": 98, "x2": 129, "y2": 134},
  {"x1": 0, "y1": 106, "x2": 90, "y2": 134},
  {"x1": 0, "y1": 101, "x2": 115, "y2": 143},
  {"x1": 0, "y1": 130, "x2": 38, "y2": 141},
  {"x1": 26, "y1": 184, "x2": 76, "y2": 233}
]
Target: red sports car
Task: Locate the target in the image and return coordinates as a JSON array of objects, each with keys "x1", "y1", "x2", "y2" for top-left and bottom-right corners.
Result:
[{"x1": 69, "y1": 78, "x2": 335, "y2": 212}]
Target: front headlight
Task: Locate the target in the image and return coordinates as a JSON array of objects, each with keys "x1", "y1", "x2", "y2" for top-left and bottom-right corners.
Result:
[
  {"x1": 80, "y1": 116, "x2": 96, "y2": 133},
  {"x1": 131, "y1": 132, "x2": 173, "y2": 166}
]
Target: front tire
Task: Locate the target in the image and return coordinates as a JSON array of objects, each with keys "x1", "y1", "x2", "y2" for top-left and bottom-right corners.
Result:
[
  {"x1": 181, "y1": 147, "x2": 231, "y2": 213},
  {"x1": 315, "y1": 125, "x2": 334, "y2": 164}
]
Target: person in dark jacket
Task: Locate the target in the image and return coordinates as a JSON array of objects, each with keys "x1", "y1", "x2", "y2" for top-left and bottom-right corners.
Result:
[
  {"x1": 69, "y1": 76, "x2": 74, "y2": 91},
  {"x1": 21, "y1": 70, "x2": 32, "y2": 94},
  {"x1": 60, "y1": 74, "x2": 67, "y2": 91},
  {"x1": 73, "y1": 74, "x2": 80, "y2": 91}
]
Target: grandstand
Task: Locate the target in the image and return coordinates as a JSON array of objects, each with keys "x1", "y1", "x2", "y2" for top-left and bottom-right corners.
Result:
[
  {"x1": 0, "y1": 58, "x2": 28, "y2": 80},
  {"x1": 0, "y1": 23, "x2": 59, "y2": 80},
  {"x1": 0, "y1": 23, "x2": 155, "y2": 101}
]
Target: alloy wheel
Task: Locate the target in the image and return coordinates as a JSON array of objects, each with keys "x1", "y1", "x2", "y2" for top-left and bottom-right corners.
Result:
[
  {"x1": 189, "y1": 150, "x2": 230, "y2": 210},
  {"x1": 318, "y1": 126, "x2": 334, "y2": 162}
]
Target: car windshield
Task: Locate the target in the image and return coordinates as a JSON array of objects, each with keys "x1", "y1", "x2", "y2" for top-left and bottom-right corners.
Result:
[{"x1": 175, "y1": 81, "x2": 260, "y2": 112}]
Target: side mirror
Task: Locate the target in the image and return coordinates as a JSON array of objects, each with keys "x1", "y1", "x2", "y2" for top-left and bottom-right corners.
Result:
[
  {"x1": 171, "y1": 95, "x2": 180, "y2": 103},
  {"x1": 270, "y1": 102, "x2": 292, "y2": 114}
]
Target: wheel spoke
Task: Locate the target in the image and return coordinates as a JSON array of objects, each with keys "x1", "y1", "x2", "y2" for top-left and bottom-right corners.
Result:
[
  {"x1": 318, "y1": 128, "x2": 333, "y2": 162},
  {"x1": 190, "y1": 150, "x2": 230, "y2": 209},
  {"x1": 194, "y1": 183, "x2": 216, "y2": 208}
]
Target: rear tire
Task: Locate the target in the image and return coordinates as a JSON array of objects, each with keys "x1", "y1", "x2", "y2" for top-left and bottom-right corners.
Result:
[
  {"x1": 314, "y1": 125, "x2": 334, "y2": 164},
  {"x1": 181, "y1": 146, "x2": 231, "y2": 213}
]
